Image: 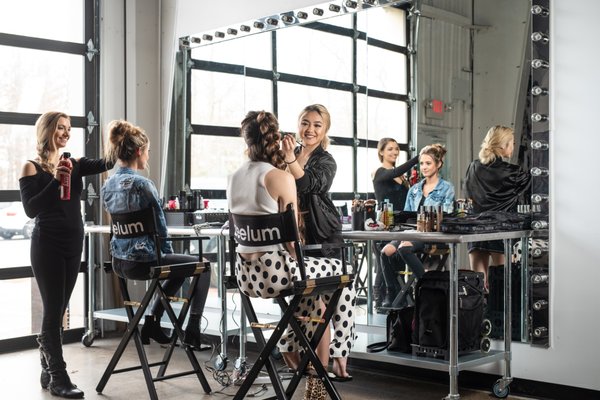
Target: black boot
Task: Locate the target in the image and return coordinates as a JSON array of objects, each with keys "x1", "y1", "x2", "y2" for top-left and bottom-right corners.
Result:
[
  {"x1": 381, "y1": 287, "x2": 398, "y2": 308},
  {"x1": 183, "y1": 314, "x2": 209, "y2": 350},
  {"x1": 40, "y1": 334, "x2": 84, "y2": 399},
  {"x1": 140, "y1": 315, "x2": 171, "y2": 345},
  {"x1": 37, "y1": 335, "x2": 50, "y2": 389}
]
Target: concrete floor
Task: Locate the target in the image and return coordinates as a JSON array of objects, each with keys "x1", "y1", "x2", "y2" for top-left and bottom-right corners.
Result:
[{"x1": 0, "y1": 335, "x2": 534, "y2": 400}]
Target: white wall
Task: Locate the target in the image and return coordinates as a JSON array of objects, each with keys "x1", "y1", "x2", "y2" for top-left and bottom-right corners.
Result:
[{"x1": 172, "y1": 0, "x2": 600, "y2": 391}]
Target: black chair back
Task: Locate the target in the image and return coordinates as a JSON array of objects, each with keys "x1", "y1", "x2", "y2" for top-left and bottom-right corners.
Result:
[{"x1": 228, "y1": 204, "x2": 306, "y2": 279}]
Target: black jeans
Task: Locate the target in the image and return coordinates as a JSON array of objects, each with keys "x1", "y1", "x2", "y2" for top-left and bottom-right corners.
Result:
[
  {"x1": 113, "y1": 254, "x2": 210, "y2": 316},
  {"x1": 398, "y1": 241, "x2": 426, "y2": 279},
  {"x1": 31, "y1": 238, "x2": 81, "y2": 339}
]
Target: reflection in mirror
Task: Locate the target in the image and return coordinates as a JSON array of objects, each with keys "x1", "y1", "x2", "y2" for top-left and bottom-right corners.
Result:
[{"x1": 174, "y1": 0, "x2": 547, "y2": 345}]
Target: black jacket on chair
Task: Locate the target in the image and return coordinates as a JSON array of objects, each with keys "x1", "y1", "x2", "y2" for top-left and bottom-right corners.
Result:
[{"x1": 463, "y1": 158, "x2": 530, "y2": 213}]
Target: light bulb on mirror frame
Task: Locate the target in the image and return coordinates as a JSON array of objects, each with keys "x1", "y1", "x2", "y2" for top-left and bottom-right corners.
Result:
[
  {"x1": 531, "y1": 85, "x2": 548, "y2": 96},
  {"x1": 533, "y1": 326, "x2": 549, "y2": 338},
  {"x1": 530, "y1": 140, "x2": 549, "y2": 150},
  {"x1": 533, "y1": 299, "x2": 549, "y2": 311},
  {"x1": 531, "y1": 167, "x2": 549, "y2": 177},
  {"x1": 531, "y1": 193, "x2": 549, "y2": 204},
  {"x1": 532, "y1": 273, "x2": 549, "y2": 284},
  {"x1": 531, "y1": 31, "x2": 549, "y2": 44},
  {"x1": 531, "y1": 220, "x2": 549, "y2": 230},
  {"x1": 531, "y1": 59, "x2": 549, "y2": 69},
  {"x1": 531, "y1": 5, "x2": 549, "y2": 17},
  {"x1": 531, "y1": 113, "x2": 548, "y2": 122}
]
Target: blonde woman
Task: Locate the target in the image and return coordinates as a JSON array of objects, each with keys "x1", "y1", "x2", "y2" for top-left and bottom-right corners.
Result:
[
  {"x1": 19, "y1": 111, "x2": 114, "y2": 398},
  {"x1": 463, "y1": 125, "x2": 530, "y2": 288}
]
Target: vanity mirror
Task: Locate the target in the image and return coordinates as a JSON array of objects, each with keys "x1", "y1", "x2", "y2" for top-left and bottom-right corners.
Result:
[{"x1": 170, "y1": 0, "x2": 549, "y2": 346}]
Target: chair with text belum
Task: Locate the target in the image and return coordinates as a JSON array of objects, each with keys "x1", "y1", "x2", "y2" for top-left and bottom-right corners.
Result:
[
  {"x1": 95, "y1": 207, "x2": 212, "y2": 400},
  {"x1": 228, "y1": 204, "x2": 354, "y2": 400}
]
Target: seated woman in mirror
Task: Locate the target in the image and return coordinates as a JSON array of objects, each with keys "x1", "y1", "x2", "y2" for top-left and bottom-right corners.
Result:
[
  {"x1": 463, "y1": 125, "x2": 530, "y2": 289},
  {"x1": 372, "y1": 138, "x2": 418, "y2": 308},
  {"x1": 101, "y1": 120, "x2": 211, "y2": 349},
  {"x1": 382, "y1": 144, "x2": 455, "y2": 281},
  {"x1": 281, "y1": 104, "x2": 355, "y2": 381},
  {"x1": 228, "y1": 110, "x2": 350, "y2": 377}
]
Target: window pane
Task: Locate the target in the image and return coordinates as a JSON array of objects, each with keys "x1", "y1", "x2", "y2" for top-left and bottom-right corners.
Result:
[
  {"x1": 277, "y1": 82, "x2": 353, "y2": 138},
  {"x1": 277, "y1": 26, "x2": 353, "y2": 83},
  {"x1": 0, "y1": 0, "x2": 84, "y2": 43},
  {"x1": 0, "y1": 125, "x2": 85, "y2": 191},
  {"x1": 0, "y1": 275, "x2": 84, "y2": 339},
  {"x1": 0, "y1": 46, "x2": 85, "y2": 115},
  {"x1": 190, "y1": 135, "x2": 246, "y2": 190},
  {"x1": 364, "y1": 7, "x2": 406, "y2": 46},
  {"x1": 357, "y1": 146, "x2": 378, "y2": 194},
  {"x1": 367, "y1": 48, "x2": 407, "y2": 94},
  {"x1": 245, "y1": 77, "x2": 273, "y2": 115},
  {"x1": 191, "y1": 70, "x2": 245, "y2": 126},
  {"x1": 328, "y1": 145, "x2": 353, "y2": 193},
  {"x1": 191, "y1": 32, "x2": 272, "y2": 70},
  {"x1": 368, "y1": 97, "x2": 408, "y2": 144}
]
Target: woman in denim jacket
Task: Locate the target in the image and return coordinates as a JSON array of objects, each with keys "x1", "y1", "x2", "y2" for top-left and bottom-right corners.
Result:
[
  {"x1": 381, "y1": 144, "x2": 455, "y2": 280},
  {"x1": 101, "y1": 120, "x2": 210, "y2": 349}
]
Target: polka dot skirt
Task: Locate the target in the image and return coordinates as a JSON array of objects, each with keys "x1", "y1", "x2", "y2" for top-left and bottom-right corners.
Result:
[{"x1": 235, "y1": 250, "x2": 356, "y2": 358}]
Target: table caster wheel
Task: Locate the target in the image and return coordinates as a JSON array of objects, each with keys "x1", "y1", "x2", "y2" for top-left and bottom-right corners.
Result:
[
  {"x1": 492, "y1": 379, "x2": 510, "y2": 398},
  {"x1": 81, "y1": 333, "x2": 94, "y2": 347},
  {"x1": 480, "y1": 337, "x2": 491, "y2": 353},
  {"x1": 481, "y1": 318, "x2": 492, "y2": 336}
]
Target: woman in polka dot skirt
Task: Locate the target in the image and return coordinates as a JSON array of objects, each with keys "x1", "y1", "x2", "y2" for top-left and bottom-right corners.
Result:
[{"x1": 227, "y1": 110, "x2": 355, "y2": 379}]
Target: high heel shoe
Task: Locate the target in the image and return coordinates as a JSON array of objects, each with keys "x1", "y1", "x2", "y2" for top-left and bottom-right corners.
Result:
[{"x1": 140, "y1": 315, "x2": 171, "y2": 345}]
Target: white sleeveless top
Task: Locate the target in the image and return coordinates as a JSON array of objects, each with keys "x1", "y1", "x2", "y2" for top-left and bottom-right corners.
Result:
[{"x1": 227, "y1": 161, "x2": 283, "y2": 253}]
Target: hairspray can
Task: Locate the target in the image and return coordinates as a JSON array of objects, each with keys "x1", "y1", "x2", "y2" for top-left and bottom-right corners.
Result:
[{"x1": 59, "y1": 152, "x2": 72, "y2": 200}]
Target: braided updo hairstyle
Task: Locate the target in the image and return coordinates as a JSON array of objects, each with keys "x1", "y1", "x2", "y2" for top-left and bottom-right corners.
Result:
[
  {"x1": 240, "y1": 111, "x2": 286, "y2": 170},
  {"x1": 105, "y1": 120, "x2": 149, "y2": 163},
  {"x1": 419, "y1": 143, "x2": 447, "y2": 168},
  {"x1": 478, "y1": 125, "x2": 514, "y2": 165}
]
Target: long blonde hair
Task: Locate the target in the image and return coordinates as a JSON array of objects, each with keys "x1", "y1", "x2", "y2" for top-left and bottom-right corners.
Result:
[
  {"x1": 478, "y1": 125, "x2": 514, "y2": 164},
  {"x1": 35, "y1": 111, "x2": 70, "y2": 174}
]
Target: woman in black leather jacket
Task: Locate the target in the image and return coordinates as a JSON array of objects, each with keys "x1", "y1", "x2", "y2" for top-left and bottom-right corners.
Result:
[
  {"x1": 281, "y1": 104, "x2": 355, "y2": 381},
  {"x1": 463, "y1": 125, "x2": 530, "y2": 288}
]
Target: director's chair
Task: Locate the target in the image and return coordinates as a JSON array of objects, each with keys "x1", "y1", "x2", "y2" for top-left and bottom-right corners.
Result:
[
  {"x1": 95, "y1": 208, "x2": 212, "y2": 400},
  {"x1": 228, "y1": 204, "x2": 354, "y2": 400}
]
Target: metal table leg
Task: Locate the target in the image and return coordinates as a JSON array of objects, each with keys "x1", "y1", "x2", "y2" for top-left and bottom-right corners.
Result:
[
  {"x1": 445, "y1": 243, "x2": 460, "y2": 400},
  {"x1": 82, "y1": 231, "x2": 96, "y2": 346},
  {"x1": 215, "y1": 236, "x2": 228, "y2": 370}
]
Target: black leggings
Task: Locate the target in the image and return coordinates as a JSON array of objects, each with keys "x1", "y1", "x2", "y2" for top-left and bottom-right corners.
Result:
[
  {"x1": 113, "y1": 253, "x2": 210, "y2": 317},
  {"x1": 30, "y1": 237, "x2": 81, "y2": 340}
]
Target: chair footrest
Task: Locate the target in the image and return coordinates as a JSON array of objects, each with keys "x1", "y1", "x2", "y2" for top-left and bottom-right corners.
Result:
[
  {"x1": 149, "y1": 261, "x2": 210, "y2": 279},
  {"x1": 290, "y1": 274, "x2": 354, "y2": 296}
]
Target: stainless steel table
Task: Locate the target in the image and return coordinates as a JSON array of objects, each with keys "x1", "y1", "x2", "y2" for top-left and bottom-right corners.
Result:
[
  {"x1": 341, "y1": 229, "x2": 530, "y2": 399},
  {"x1": 84, "y1": 225, "x2": 529, "y2": 398}
]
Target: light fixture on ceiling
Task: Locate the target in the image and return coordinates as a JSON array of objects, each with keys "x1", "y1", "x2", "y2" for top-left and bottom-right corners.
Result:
[
  {"x1": 313, "y1": 8, "x2": 324, "y2": 16},
  {"x1": 227, "y1": 28, "x2": 238, "y2": 35},
  {"x1": 329, "y1": 4, "x2": 342, "y2": 12}
]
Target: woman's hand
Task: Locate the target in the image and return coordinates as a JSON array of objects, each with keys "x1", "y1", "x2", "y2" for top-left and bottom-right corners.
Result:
[
  {"x1": 54, "y1": 159, "x2": 72, "y2": 181},
  {"x1": 281, "y1": 134, "x2": 297, "y2": 163}
]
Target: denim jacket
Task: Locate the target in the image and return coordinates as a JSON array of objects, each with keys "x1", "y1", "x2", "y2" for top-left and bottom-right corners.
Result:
[
  {"x1": 101, "y1": 167, "x2": 172, "y2": 262},
  {"x1": 404, "y1": 178, "x2": 455, "y2": 213}
]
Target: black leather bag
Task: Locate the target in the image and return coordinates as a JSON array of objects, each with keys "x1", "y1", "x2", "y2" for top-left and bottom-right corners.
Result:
[
  {"x1": 367, "y1": 306, "x2": 414, "y2": 354},
  {"x1": 440, "y1": 211, "x2": 530, "y2": 233}
]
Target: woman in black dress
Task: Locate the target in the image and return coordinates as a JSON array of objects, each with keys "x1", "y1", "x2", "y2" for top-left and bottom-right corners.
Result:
[{"x1": 19, "y1": 111, "x2": 114, "y2": 398}]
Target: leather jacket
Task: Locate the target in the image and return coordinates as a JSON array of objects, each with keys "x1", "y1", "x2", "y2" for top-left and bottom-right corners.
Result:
[
  {"x1": 295, "y1": 145, "x2": 341, "y2": 245},
  {"x1": 463, "y1": 158, "x2": 530, "y2": 213}
]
